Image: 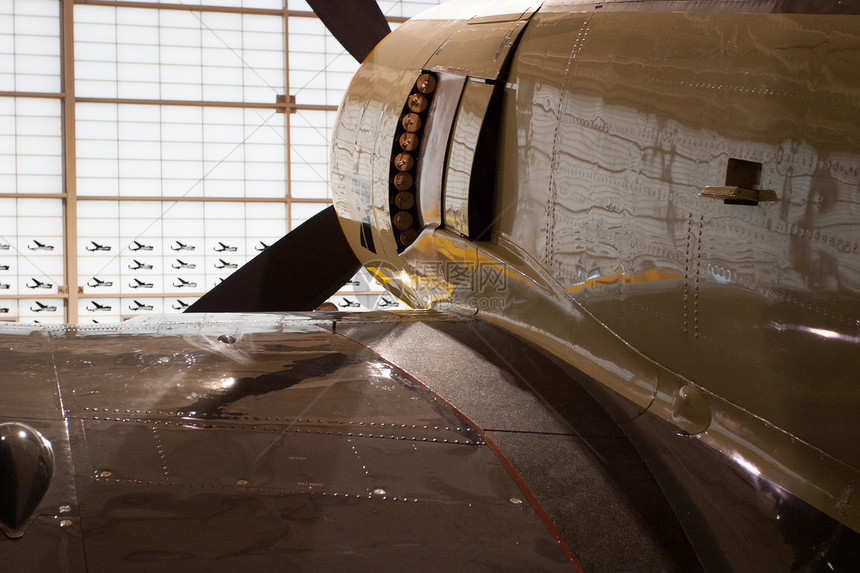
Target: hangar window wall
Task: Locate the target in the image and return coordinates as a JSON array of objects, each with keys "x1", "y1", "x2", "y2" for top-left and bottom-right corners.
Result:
[{"x1": 0, "y1": 0, "x2": 440, "y2": 323}]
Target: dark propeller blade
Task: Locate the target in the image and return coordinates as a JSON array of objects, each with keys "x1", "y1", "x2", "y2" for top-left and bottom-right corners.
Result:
[
  {"x1": 186, "y1": 206, "x2": 360, "y2": 312},
  {"x1": 306, "y1": 0, "x2": 391, "y2": 62}
]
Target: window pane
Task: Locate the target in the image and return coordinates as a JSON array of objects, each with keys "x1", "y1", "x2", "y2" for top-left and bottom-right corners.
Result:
[
  {"x1": 76, "y1": 199, "x2": 289, "y2": 300},
  {"x1": 290, "y1": 109, "x2": 334, "y2": 199},
  {"x1": 0, "y1": 198, "x2": 64, "y2": 321},
  {"x1": 75, "y1": 5, "x2": 284, "y2": 104},
  {"x1": 0, "y1": 0, "x2": 61, "y2": 93},
  {"x1": 76, "y1": 103, "x2": 286, "y2": 199},
  {"x1": 288, "y1": 17, "x2": 358, "y2": 107},
  {"x1": 0, "y1": 97, "x2": 62, "y2": 194}
]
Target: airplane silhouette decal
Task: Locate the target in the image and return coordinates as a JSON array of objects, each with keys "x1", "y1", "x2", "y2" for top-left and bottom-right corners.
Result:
[
  {"x1": 255, "y1": 241, "x2": 269, "y2": 251},
  {"x1": 129, "y1": 260, "x2": 152, "y2": 270},
  {"x1": 128, "y1": 300, "x2": 153, "y2": 311},
  {"x1": 214, "y1": 242, "x2": 237, "y2": 252},
  {"x1": 26, "y1": 279, "x2": 52, "y2": 289},
  {"x1": 214, "y1": 259, "x2": 237, "y2": 269},
  {"x1": 0, "y1": 264, "x2": 8, "y2": 271},
  {"x1": 27, "y1": 240, "x2": 54, "y2": 251},
  {"x1": 30, "y1": 301, "x2": 56, "y2": 312},
  {"x1": 173, "y1": 278, "x2": 197, "y2": 288},
  {"x1": 0, "y1": 283, "x2": 9, "y2": 290},
  {"x1": 171, "y1": 241, "x2": 195, "y2": 251},
  {"x1": 339, "y1": 298, "x2": 360, "y2": 308},
  {"x1": 87, "y1": 277, "x2": 114, "y2": 288},
  {"x1": 172, "y1": 259, "x2": 196, "y2": 269},
  {"x1": 86, "y1": 301, "x2": 111, "y2": 312},
  {"x1": 129, "y1": 279, "x2": 154, "y2": 289},
  {"x1": 378, "y1": 296, "x2": 398, "y2": 308},
  {"x1": 85, "y1": 241, "x2": 111, "y2": 252},
  {"x1": 0, "y1": 307, "x2": 8, "y2": 313},
  {"x1": 129, "y1": 240, "x2": 153, "y2": 251},
  {"x1": 0, "y1": 243, "x2": 9, "y2": 250},
  {"x1": 346, "y1": 279, "x2": 361, "y2": 286},
  {"x1": 172, "y1": 299, "x2": 189, "y2": 310}
]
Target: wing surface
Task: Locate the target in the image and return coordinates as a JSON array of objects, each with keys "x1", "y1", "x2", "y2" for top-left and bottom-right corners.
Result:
[{"x1": 1, "y1": 312, "x2": 645, "y2": 571}]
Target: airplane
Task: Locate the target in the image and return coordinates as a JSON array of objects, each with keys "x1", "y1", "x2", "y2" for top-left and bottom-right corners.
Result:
[
  {"x1": 0, "y1": 283, "x2": 8, "y2": 290},
  {"x1": 338, "y1": 298, "x2": 360, "y2": 308},
  {"x1": 129, "y1": 240, "x2": 153, "y2": 251},
  {"x1": 214, "y1": 241, "x2": 237, "y2": 252},
  {"x1": 85, "y1": 241, "x2": 111, "y2": 252},
  {"x1": 254, "y1": 241, "x2": 269, "y2": 251},
  {"x1": 345, "y1": 278, "x2": 361, "y2": 286},
  {"x1": 214, "y1": 259, "x2": 237, "y2": 269},
  {"x1": 129, "y1": 278, "x2": 153, "y2": 289},
  {"x1": 128, "y1": 259, "x2": 152, "y2": 270},
  {"x1": 173, "y1": 277, "x2": 197, "y2": 288},
  {"x1": 0, "y1": 264, "x2": 8, "y2": 270},
  {"x1": 172, "y1": 299, "x2": 189, "y2": 310},
  {"x1": 85, "y1": 301, "x2": 111, "y2": 312},
  {"x1": 2, "y1": 2, "x2": 859, "y2": 571},
  {"x1": 0, "y1": 243, "x2": 9, "y2": 250},
  {"x1": 29, "y1": 301, "x2": 56, "y2": 312},
  {"x1": 128, "y1": 300, "x2": 153, "y2": 311},
  {"x1": 377, "y1": 296, "x2": 399, "y2": 308},
  {"x1": 172, "y1": 259, "x2": 196, "y2": 269},
  {"x1": 27, "y1": 240, "x2": 53, "y2": 251},
  {"x1": 87, "y1": 277, "x2": 113, "y2": 288},
  {"x1": 171, "y1": 240, "x2": 195, "y2": 251},
  {"x1": 0, "y1": 307, "x2": 8, "y2": 313},
  {"x1": 25, "y1": 279, "x2": 52, "y2": 289}
]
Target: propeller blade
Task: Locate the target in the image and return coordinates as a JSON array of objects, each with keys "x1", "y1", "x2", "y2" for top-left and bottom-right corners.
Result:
[
  {"x1": 186, "y1": 206, "x2": 360, "y2": 312},
  {"x1": 306, "y1": 0, "x2": 391, "y2": 62}
]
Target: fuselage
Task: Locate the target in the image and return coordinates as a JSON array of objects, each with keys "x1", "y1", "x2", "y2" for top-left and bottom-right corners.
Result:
[{"x1": 331, "y1": 0, "x2": 860, "y2": 566}]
